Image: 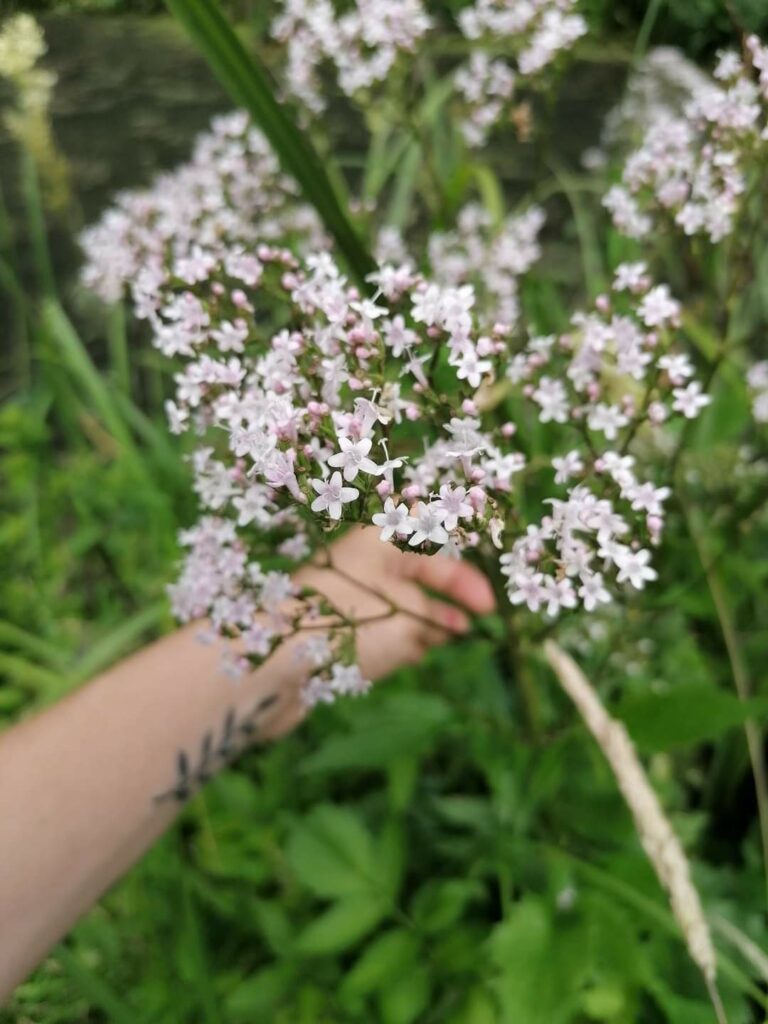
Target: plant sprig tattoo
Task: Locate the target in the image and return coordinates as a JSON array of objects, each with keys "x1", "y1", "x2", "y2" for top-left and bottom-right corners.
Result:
[{"x1": 154, "y1": 693, "x2": 278, "y2": 803}]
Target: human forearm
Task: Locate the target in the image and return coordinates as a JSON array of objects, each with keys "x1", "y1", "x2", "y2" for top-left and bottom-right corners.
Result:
[
  {"x1": 0, "y1": 622, "x2": 302, "y2": 1000},
  {"x1": 0, "y1": 527, "x2": 496, "y2": 1000}
]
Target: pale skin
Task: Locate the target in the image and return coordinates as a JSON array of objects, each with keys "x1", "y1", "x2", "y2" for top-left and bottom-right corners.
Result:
[{"x1": 0, "y1": 526, "x2": 495, "y2": 1001}]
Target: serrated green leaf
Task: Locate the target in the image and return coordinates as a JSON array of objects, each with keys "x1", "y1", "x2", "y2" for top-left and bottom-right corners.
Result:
[
  {"x1": 616, "y1": 684, "x2": 768, "y2": 752},
  {"x1": 296, "y1": 894, "x2": 387, "y2": 955},
  {"x1": 300, "y1": 693, "x2": 453, "y2": 773},
  {"x1": 342, "y1": 928, "x2": 419, "y2": 998},
  {"x1": 225, "y1": 965, "x2": 295, "y2": 1020},
  {"x1": 286, "y1": 804, "x2": 375, "y2": 898},
  {"x1": 378, "y1": 964, "x2": 431, "y2": 1024},
  {"x1": 410, "y1": 878, "x2": 482, "y2": 934},
  {"x1": 489, "y1": 898, "x2": 589, "y2": 1024}
]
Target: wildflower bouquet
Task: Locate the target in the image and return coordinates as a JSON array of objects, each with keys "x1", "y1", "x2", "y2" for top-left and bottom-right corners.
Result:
[{"x1": 77, "y1": 1, "x2": 768, "y2": 1013}]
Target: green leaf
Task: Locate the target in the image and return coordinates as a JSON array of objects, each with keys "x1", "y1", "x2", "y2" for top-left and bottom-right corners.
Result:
[
  {"x1": 411, "y1": 879, "x2": 482, "y2": 934},
  {"x1": 295, "y1": 895, "x2": 387, "y2": 955},
  {"x1": 616, "y1": 684, "x2": 768, "y2": 752},
  {"x1": 300, "y1": 693, "x2": 453, "y2": 773},
  {"x1": 342, "y1": 929, "x2": 420, "y2": 998},
  {"x1": 378, "y1": 965, "x2": 431, "y2": 1024},
  {"x1": 40, "y1": 299, "x2": 142, "y2": 466},
  {"x1": 471, "y1": 164, "x2": 505, "y2": 226},
  {"x1": 286, "y1": 804, "x2": 376, "y2": 898},
  {"x1": 432, "y1": 794, "x2": 496, "y2": 834},
  {"x1": 225, "y1": 965, "x2": 295, "y2": 1020},
  {"x1": 489, "y1": 898, "x2": 589, "y2": 1024},
  {"x1": 164, "y1": 0, "x2": 375, "y2": 287},
  {"x1": 56, "y1": 947, "x2": 137, "y2": 1024}
]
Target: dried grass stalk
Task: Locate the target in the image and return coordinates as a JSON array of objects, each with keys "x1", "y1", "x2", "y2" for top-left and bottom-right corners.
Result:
[{"x1": 544, "y1": 640, "x2": 726, "y2": 1022}]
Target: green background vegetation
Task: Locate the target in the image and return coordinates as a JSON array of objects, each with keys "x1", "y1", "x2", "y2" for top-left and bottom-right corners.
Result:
[{"x1": 1, "y1": 2, "x2": 768, "y2": 1022}]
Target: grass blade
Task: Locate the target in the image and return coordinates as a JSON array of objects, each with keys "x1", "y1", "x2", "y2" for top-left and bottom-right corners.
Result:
[
  {"x1": 55, "y1": 946, "x2": 137, "y2": 1024},
  {"x1": 164, "y1": 0, "x2": 376, "y2": 286},
  {"x1": 40, "y1": 298, "x2": 143, "y2": 467}
]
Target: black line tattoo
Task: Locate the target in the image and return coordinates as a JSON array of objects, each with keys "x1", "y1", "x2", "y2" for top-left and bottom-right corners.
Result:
[{"x1": 154, "y1": 693, "x2": 279, "y2": 804}]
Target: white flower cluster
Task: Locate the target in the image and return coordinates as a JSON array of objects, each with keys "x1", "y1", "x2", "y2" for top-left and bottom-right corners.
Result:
[
  {"x1": 80, "y1": 111, "x2": 322, "y2": 304},
  {"x1": 270, "y1": 0, "x2": 431, "y2": 114},
  {"x1": 81, "y1": 125, "x2": 710, "y2": 692},
  {"x1": 747, "y1": 361, "x2": 768, "y2": 424},
  {"x1": 376, "y1": 201, "x2": 545, "y2": 328},
  {"x1": 268, "y1": 0, "x2": 584, "y2": 146},
  {"x1": 427, "y1": 203, "x2": 545, "y2": 327},
  {"x1": 499, "y1": 263, "x2": 708, "y2": 613},
  {"x1": 456, "y1": 0, "x2": 586, "y2": 144},
  {"x1": 80, "y1": 80, "x2": 718, "y2": 699},
  {"x1": 604, "y1": 39, "x2": 768, "y2": 243}
]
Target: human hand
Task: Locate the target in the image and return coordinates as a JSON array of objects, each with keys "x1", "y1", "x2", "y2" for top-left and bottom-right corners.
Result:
[
  {"x1": 260, "y1": 525, "x2": 495, "y2": 738},
  {"x1": 296, "y1": 525, "x2": 496, "y2": 682}
]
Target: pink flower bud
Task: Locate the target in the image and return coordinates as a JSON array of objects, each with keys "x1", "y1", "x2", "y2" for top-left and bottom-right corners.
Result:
[
  {"x1": 376, "y1": 480, "x2": 391, "y2": 498},
  {"x1": 501, "y1": 421, "x2": 516, "y2": 438},
  {"x1": 648, "y1": 512, "x2": 663, "y2": 538},
  {"x1": 462, "y1": 399, "x2": 478, "y2": 415},
  {"x1": 468, "y1": 485, "x2": 487, "y2": 513},
  {"x1": 402, "y1": 483, "x2": 421, "y2": 500}
]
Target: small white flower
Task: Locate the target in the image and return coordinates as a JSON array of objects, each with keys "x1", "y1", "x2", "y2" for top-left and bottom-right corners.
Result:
[
  {"x1": 295, "y1": 633, "x2": 332, "y2": 668},
  {"x1": 302, "y1": 675, "x2": 336, "y2": 708},
  {"x1": 508, "y1": 570, "x2": 546, "y2": 612},
  {"x1": 328, "y1": 435, "x2": 380, "y2": 481},
  {"x1": 329, "y1": 663, "x2": 371, "y2": 697},
  {"x1": 552, "y1": 450, "x2": 584, "y2": 485},
  {"x1": 532, "y1": 376, "x2": 569, "y2": 424},
  {"x1": 637, "y1": 285, "x2": 681, "y2": 328},
  {"x1": 408, "y1": 502, "x2": 449, "y2": 547},
  {"x1": 587, "y1": 403, "x2": 629, "y2": 441},
  {"x1": 543, "y1": 576, "x2": 577, "y2": 617},
  {"x1": 672, "y1": 381, "x2": 711, "y2": 419},
  {"x1": 578, "y1": 571, "x2": 611, "y2": 611},
  {"x1": 433, "y1": 484, "x2": 473, "y2": 531},
  {"x1": 310, "y1": 472, "x2": 359, "y2": 520},
  {"x1": 372, "y1": 498, "x2": 415, "y2": 542},
  {"x1": 615, "y1": 548, "x2": 658, "y2": 589}
]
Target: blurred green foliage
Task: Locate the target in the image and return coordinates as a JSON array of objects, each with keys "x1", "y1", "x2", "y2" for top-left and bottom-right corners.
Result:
[{"x1": 4, "y1": 0, "x2": 768, "y2": 56}]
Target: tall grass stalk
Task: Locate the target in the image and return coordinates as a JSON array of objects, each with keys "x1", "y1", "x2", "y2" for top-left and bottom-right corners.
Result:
[{"x1": 544, "y1": 640, "x2": 726, "y2": 1023}]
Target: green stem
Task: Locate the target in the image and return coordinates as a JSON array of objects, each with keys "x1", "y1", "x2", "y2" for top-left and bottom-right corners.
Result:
[
  {"x1": 107, "y1": 300, "x2": 131, "y2": 395},
  {"x1": 20, "y1": 149, "x2": 56, "y2": 299},
  {"x1": 681, "y1": 494, "x2": 768, "y2": 910}
]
